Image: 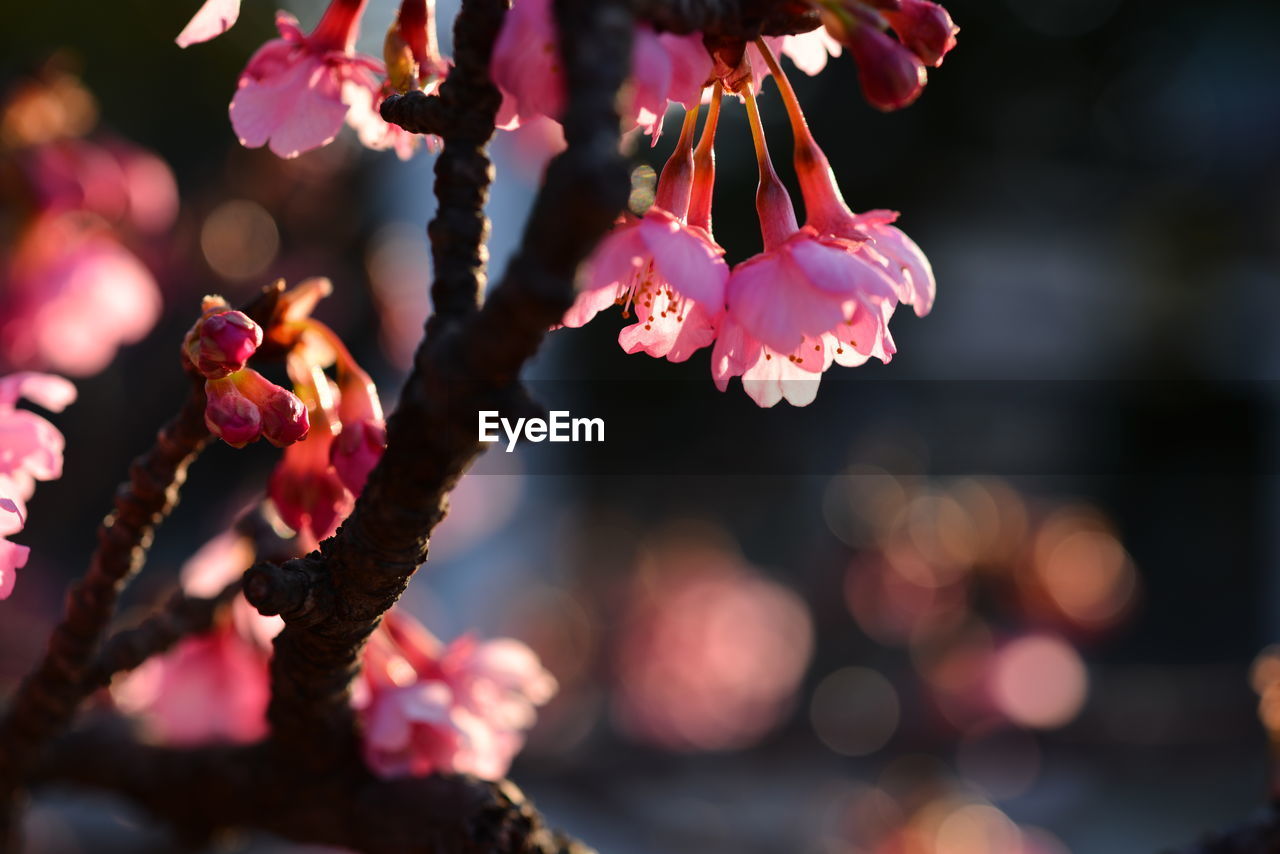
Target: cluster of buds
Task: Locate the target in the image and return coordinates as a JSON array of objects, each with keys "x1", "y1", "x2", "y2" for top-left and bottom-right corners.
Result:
[
  {"x1": 183, "y1": 295, "x2": 310, "y2": 448},
  {"x1": 816, "y1": 0, "x2": 959, "y2": 109}
]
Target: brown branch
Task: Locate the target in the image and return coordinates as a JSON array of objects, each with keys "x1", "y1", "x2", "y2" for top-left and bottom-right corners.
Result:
[
  {"x1": 33, "y1": 729, "x2": 594, "y2": 854},
  {"x1": 381, "y1": 89, "x2": 451, "y2": 136},
  {"x1": 0, "y1": 371, "x2": 211, "y2": 845},
  {"x1": 426, "y1": 0, "x2": 506, "y2": 329},
  {"x1": 80, "y1": 581, "x2": 244, "y2": 690},
  {"x1": 0, "y1": 286, "x2": 281, "y2": 850},
  {"x1": 257, "y1": 0, "x2": 631, "y2": 775}
]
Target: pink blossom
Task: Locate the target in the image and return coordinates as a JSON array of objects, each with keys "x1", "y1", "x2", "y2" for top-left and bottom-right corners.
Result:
[
  {"x1": 330, "y1": 364, "x2": 385, "y2": 495},
  {"x1": 762, "y1": 37, "x2": 937, "y2": 316},
  {"x1": 22, "y1": 138, "x2": 178, "y2": 234},
  {"x1": 491, "y1": 0, "x2": 710, "y2": 138},
  {"x1": 176, "y1": 0, "x2": 244, "y2": 47},
  {"x1": 357, "y1": 610, "x2": 556, "y2": 780},
  {"x1": 113, "y1": 533, "x2": 277, "y2": 743},
  {"x1": 0, "y1": 494, "x2": 30, "y2": 601},
  {"x1": 229, "y1": 3, "x2": 383, "y2": 159},
  {"x1": 612, "y1": 540, "x2": 813, "y2": 751},
  {"x1": 268, "y1": 425, "x2": 352, "y2": 544},
  {"x1": 713, "y1": 87, "x2": 897, "y2": 407},
  {"x1": 1, "y1": 213, "x2": 161, "y2": 377},
  {"x1": 833, "y1": 14, "x2": 928, "y2": 111},
  {"x1": 0, "y1": 372, "x2": 76, "y2": 502},
  {"x1": 561, "y1": 108, "x2": 728, "y2": 362}
]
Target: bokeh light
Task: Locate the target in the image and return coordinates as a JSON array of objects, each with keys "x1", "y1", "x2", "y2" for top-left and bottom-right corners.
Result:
[
  {"x1": 811, "y1": 666, "x2": 901, "y2": 757},
  {"x1": 200, "y1": 199, "x2": 279, "y2": 281},
  {"x1": 991, "y1": 635, "x2": 1088, "y2": 730}
]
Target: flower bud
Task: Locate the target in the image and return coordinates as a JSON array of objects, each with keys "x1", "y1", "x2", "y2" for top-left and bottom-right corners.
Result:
[
  {"x1": 185, "y1": 307, "x2": 264, "y2": 379},
  {"x1": 846, "y1": 22, "x2": 927, "y2": 111},
  {"x1": 331, "y1": 418, "x2": 386, "y2": 495},
  {"x1": 233, "y1": 368, "x2": 310, "y2": 447},
  {"x1": 204, "y1": 377, "x2": 263, "y2": 447},
  {"x1": 884, "y1": 0, "x2": 958, "y2": 67}
]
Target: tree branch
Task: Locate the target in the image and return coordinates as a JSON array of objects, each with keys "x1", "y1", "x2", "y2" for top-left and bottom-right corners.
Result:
[
  {"x1": 34, "y1": 729, "x2": 594, "y2": 854},
  {"x1": 80, "y1": 581, "x2": 243, "y2": 690},
  {"x1": 260, "y1": 0, "x2": 632, "y2": 777}
]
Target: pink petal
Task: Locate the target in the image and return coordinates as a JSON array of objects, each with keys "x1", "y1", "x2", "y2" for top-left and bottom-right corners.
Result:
[
  {"x1": 780, "y1": 30, "x2": 842, "y2": 76},
  {"x1": 0, "y1": 494, "x2": 25, "y2": 537},
  {"x1": 176, "y1": 0, "x2": 243, "y2": 47},
  {"x1": 710, "y1": 318, "x2": 763, "y2": 391},
  {"x1": 0, "y1": 538, "x2": 30, "y2": 600},
  {"x1": 661, "y1": 33, "x2": 712, "y2": 108},
  {"x1": 741, "y1": 349, "x2": 823, "y2": 408},
  {"x1": 230, "y1": 52, "x2": 350, "y2": 159},
  {"x1": 0, "y1": 409, "x2": 65, "y2": 486},
  {"x1": 630, "y1": 26, "x2": 673, "y2": 136},
  {"x1": 728, "y1": 253, "x2": 847, "y2": 354},
  {"x1": 561, "y1": 283, "x2": 622, "y2": 328},
  {"x1": 0, "y1": 372, "x2": 76, "y2": 411},
  {"x1": 785, "y1": 235, "x2": 898, "y2": 301},
  {"x1": 864, "y1": 223, "x2": 936, "y2": 316},
  {"x1": 639, "y1": 213, "x2": 729, "y2": 309}
]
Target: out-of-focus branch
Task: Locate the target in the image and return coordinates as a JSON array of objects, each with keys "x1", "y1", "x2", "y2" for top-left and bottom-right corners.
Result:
[
  {"x1": 79, "y1": 581, "x2": 243, "y2": 690},
  {"x1": 0, "y1": 286, "x2": 281, "y2": 851},
  {"x1": 34, "y1": 729, "x2": 594, "y2": 854}
]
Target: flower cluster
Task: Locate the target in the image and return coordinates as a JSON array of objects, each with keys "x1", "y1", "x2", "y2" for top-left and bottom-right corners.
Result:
[
  {"x1": 0, "y1": 68, "x2": 174, "y2": 376},
  {"x1": 181, "y1": 278, "x2": 387, "y2": 547},
  {"x1": 0, "y1": 372, "x2": 76, "y2": 599},
  {"x1": 356, "y1": 611, "x2": 558, "y2": 779},
  {"x1": 179, "y1": 0, "x2": 443, "y2": 159},
  {"x1": 114, "y1": 529, "x2": 556, "y2": 781},
  {"x1": 561, "y1": 30, "x2": 945, "y2": 407},
  {"x1": 182, "y1": 294, "x2": 310, "y2": 449}
]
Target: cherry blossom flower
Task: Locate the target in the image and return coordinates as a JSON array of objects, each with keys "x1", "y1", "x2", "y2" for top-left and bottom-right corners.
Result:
[
  {"x1": 757, "y1": 38, "x2": 936, "y2": 316},
  {"x1": 112, "y1": 533, "x2": 278, "y2": 743},
  {"x1": 0, "y1": 372, "x2": 77, "y2": 502},
  {"x1": 713, "y1": 85, "x2": 898, "y2": 408},
  {"x1": 0, "y1": 495, "x2": 29, "y2": 601},
  {"x1": 561, "y1": 104, "x2": 729, "y2": 362},
  {"x1": 0, "y1": 213, "x2": 161, "y2": 377},
  {"x1": 229, "y1": 0, "x2": 383, "y2": 159},
  {"x1": 0, "y1": 371, "x2": 74, "y2": 600},
  {"x1": 176, "y1": 0, "x2": 244, "y2": 47},
  {"x1": 490, "y1": 0, "x2": 710, "y2": 139},
  {"x1": 357, "y1": 610, "x2": 557, "y2": 780}
]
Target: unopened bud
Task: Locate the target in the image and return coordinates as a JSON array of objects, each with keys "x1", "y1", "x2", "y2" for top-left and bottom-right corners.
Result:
[
  {"x1": 205, "y1": 377, "x2": 263, "y2": 447},
  {"x1": 847, "y1": 23, "x2": 927, "y2": 111},
  {"x1": 185, "y1": 307, "x2": 263, "y2": 379},
  {"x1": 884, "y1": 0, "x2": 958, "y2": 67},
  {"x1": 234, "y1": 368, "x2": 310, "y2": 447}
]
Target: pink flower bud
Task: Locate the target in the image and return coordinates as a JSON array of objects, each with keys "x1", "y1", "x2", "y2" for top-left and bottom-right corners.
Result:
[
  {"x1": 185, "y1": 308, "x2": 264, "y2": 379},
  {"x1": 232, "y1": 368, "x2": 310, "y2": 447},
  {"x1": 847, "y1": 23, "x2": 927, "y2": 111},
  {"x1": 204, "y1": 377, "x2": 263, "y2": 447},
  {"x1": 884, "y1": 0, "x2": 958, "y2": 67},
  {"x1": 331, "y1": 418, "x2": 386, "y2": 495}
]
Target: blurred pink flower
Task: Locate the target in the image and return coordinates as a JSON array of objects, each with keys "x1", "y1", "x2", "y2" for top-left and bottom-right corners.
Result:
[
  {"x1": 0, "y1": 371, "x2": 76, "y2": 501},
  {"x1": 176, "y1": 0, "x2": 244, "y2": 47},
  {"x1": 357, "y1": 610, "x2": 557, "y2": 780},
  {"x1": 884, "y1": 0, "x2": 959, "y2": 68},
  {"x1": 112, "y1": 532, "x2": 280, "y2": 743},
  {"x1": 0, "y1": 495, "x2": 30, "y2": 601},
  {"x1": 22, "y1": 138, "x2": 178, "y2": 234},
  {"x1": 612, "y1": 542, "x2": 813, "y2": 751},
  {"x1": 229, "y1": 2, "x2": 383, "y2": 159},
  {"x1": 1, "y1": 213, "x2": 161, "y2": 377}
]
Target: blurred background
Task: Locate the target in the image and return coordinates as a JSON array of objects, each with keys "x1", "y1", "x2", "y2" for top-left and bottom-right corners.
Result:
[{"x1": 2, "y1": 0, "x2": 1280, "y2": 852}]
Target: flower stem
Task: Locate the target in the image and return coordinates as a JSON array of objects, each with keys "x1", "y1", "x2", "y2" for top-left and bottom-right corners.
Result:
[
  {"x1": 689, "y1": 82, "x2": 722, "y2": 232},
  {"x1": 743, "y1": 80, "x2": 799, "y2": 249},
  {"x1": 653, "y1": 103, "x2": 702, "y2": 216}
]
